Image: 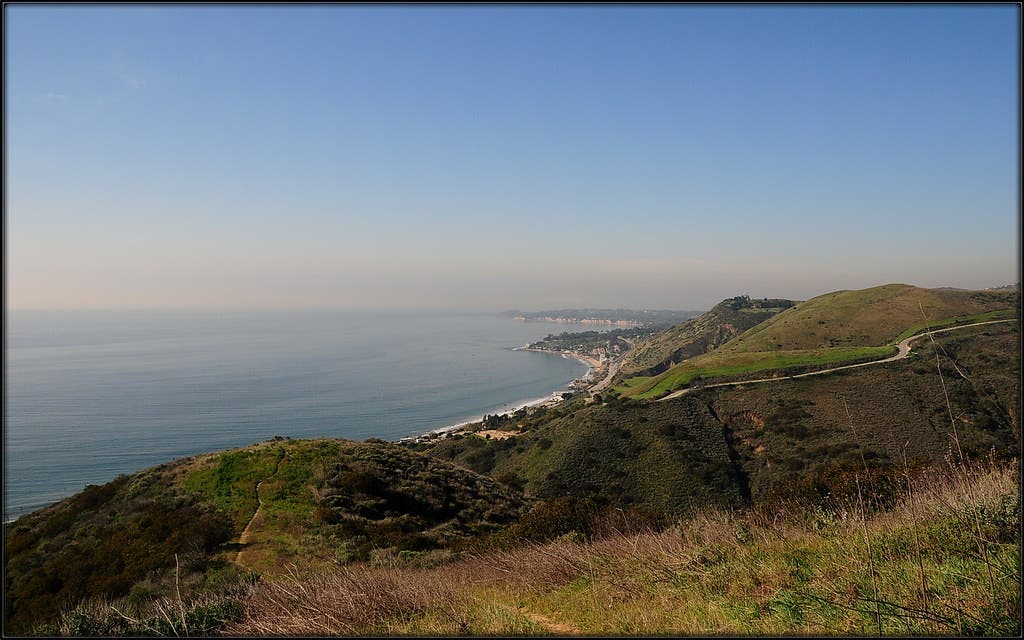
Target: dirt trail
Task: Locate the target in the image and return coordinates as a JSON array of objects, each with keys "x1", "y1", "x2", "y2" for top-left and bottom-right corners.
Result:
[
  {"x1": 237, "y1": 482, "x2": 264, "y2": 542},
  {"x1": 518, "y1": 608, "x2": 582, "y2": 635},
  {"x1": 658, "y1": 319, "x2": 1015, "y2": 402},
  {"x1": 235, "y1": 453, "x2": 286, "y2": 566}
]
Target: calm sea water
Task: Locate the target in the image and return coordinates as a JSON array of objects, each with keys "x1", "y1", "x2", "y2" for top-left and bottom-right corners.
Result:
[{"x1": 5, "y1": 310, "x2": 590, "y2": 521}]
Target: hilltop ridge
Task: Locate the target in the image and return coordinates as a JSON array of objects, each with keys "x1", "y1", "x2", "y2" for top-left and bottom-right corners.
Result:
[
  {"x1": 720, "y1": 283, "x2": 1017, "y2": 353},
  {"x1": 617, "y1": 284, "x2": 1018, "y2": 399},
  {"x1": 619, "y1": 295, "x2": 796, "y2": 379},
  {"x1": 3, "y1": 439, "x2": 530, "y2": 634}
]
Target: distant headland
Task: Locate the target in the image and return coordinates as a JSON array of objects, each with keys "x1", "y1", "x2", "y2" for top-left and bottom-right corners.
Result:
[{"x1": 503, "y1": 308, "x2": 701, "y2": 328}]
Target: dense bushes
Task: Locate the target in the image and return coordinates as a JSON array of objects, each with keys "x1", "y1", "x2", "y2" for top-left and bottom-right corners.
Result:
[
  {"x1": 487, "y1": 496, "x2": 671, "y2": 547},
  {"x1": 5, "y1": 493, "x2": 233, "y2": 634},
  {"x1": 314, "y1": 441, "x2": 530, "y2": 559}
]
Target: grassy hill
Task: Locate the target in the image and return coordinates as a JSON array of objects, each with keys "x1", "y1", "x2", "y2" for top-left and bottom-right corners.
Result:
[
  {"x1": 4, "y1": 439, "x2": 529, "y2": 635},
  {"x1": 618, "y1": 295, "x2": 795, "y2": 378},
  {"x1": 224, "y1": 461, "x2": 1019, "y2": 636},
  {"x1": 423, "y1": 323, "x2": 1018, "y2": 512},
  {"x1": 720, "y1": 284, "x2": 1017, "y2": 352},
  {"x1": 618, "y1": 284, "x2": 1018, "y2": 399}
]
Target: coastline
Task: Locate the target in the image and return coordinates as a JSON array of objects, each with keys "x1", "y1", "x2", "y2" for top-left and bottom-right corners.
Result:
[
  {"x1": 398, "y1": 346, "x2": 603, "y2": 443},
  {"x1": 7, "y1": 344, "x2": 604, "y2": 515},
  {"x1": 9, "y1": 312, "x2": 611, "y2": 522},
  {"x1": 513, "y1": 346, "x2": 603, "y2": 371}
]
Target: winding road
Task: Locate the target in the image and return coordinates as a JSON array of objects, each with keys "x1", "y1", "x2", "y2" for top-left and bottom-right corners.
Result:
[
  {"x1": 656, "y1": 319, "x2": 1015, "y2": 402},
  {"x1": 585, "y1": 336, "x2": 639, "y2": 396}
]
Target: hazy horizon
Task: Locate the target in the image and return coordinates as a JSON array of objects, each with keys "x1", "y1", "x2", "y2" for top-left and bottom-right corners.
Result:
[
  {"x1": 6, "y1": 277, "x2": 1019, "y2": 316},
  {"x1": 7, "y1": 5, "x2": 1020, "y2": 312}
]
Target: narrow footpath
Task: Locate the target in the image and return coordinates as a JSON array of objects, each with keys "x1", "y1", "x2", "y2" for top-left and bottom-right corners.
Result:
[
  {"x1": 235, "y1": 452, "x2": 287, "y2": 566},
  {"x1": 518, "y1": 608, "x2": 581, "y2": 635}
]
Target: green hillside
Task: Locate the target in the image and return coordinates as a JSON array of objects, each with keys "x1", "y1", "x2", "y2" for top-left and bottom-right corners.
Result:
[
  {"x1": 721, "y1": 284, "x2": 1017, "y2": 352},
  {"x1": 618, "y1": 284, "x2": 1018, "y2": 399},
  {"x1": 4, "y1": 439, "x2": 529, "y2": 635},
  {"x1": 619, "y1": 296, "x2": 795, "y2": 378},
  {"x1": 224, "y1": 462, "x2": 1019, "y2": 636},
  {"x1": 424, "y1": 323, "x2": 1018, "y2": 513}
]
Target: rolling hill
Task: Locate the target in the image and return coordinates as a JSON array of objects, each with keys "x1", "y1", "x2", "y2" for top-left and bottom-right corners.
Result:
[
  {"x1": 424, "y1": 322, "x2": 1019, "y2": 512},
  {"x1": 3, "y1": 439, "x2": 529, "y2": 634},
  {"x1": 718, "y1": 283, "x2": 1017, "y2": 352},
  {"x1": 618, "y1": 295, "x2": 795, "y2": 378},
  {"x1": 617, "y1": 284, "x2": 1018, "y2": 399}
]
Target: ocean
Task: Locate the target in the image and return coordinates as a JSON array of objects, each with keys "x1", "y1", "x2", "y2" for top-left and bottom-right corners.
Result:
[{"x1": 4, "y1": 310, "x2": 591, "y2": 521}]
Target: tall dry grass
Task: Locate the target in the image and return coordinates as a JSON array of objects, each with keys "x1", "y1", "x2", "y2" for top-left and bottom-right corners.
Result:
[{"x1": 225, "y1": 456, "x2": 1019, "y2": 636}]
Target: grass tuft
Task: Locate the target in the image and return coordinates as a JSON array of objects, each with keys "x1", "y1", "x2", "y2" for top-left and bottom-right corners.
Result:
[{"x1": 227, "y1": 460, "x2": 1019, "y2": 636}]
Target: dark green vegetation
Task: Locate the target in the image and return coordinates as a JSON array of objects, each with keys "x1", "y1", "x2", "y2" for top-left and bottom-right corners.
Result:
[
  {"x1": 227, "y1": 462, "x2": 1020, "y2": 635},
  {"x1": 894, "y1": 308, "x2": 1018, "y2": 342},
  {"x1": 421, "y1": 324, "x2": 1019, "y2": 515},
  {"x1": 619, "y1": 295, "x2": 795, "y2": 378},
  {"x1": 314, "y1": 441, "x2": 528, "y2": 560},
  {"x1": 527, "y1": 327, "x2": 646, "y2": 353},
  {"x1": 422, "y1": 396, "x2": 746, "y2": 515},
  {"x1": 4, "y1": 464, "x2": 237, "y2": 634},
  {"x1": 4, "y1": 439, "x2": 529, "y2": 635},
  {"x1": 618, "y1": 285, "x2": 1017, "y2": 399}
]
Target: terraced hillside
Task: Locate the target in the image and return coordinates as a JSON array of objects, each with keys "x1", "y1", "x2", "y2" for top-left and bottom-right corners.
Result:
[
  {"x1": 618, "y1": 284, "x2": 1017, "y2": 399},
  {"x1": 4, "y1": 439, "x2": 529, "y2": 634},
  {"x1": 618, "y1": 296, "x2": 795, "y2": 378}
]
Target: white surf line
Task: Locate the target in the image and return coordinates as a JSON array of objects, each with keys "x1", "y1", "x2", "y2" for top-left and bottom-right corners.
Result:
[
  {"x1": 657, "y1": 319, "x2": 1016, "y2": 402},
  {"x1": 398, "y1": 347, "x2": 599, "y2": 442}
]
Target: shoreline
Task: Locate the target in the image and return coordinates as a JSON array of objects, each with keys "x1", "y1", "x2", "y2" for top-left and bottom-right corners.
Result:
[
  {"x1": 513, "y1": 345, "x2": 604, "y2": 371},
  {"x1": 398, "y1": 346, "x2": 602, "y2": 443},
  {"x1": 8, "y1": 340, "x2": 609, "y2": 520}
]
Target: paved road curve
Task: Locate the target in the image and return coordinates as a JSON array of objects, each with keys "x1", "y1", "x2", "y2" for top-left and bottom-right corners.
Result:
[{"x1": 657, "y1": 319, "x2": 1015, "y2": 402}]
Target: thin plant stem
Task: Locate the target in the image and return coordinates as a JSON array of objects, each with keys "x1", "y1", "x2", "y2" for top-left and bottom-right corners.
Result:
[
  {"x1": 901, "y1": 442, "x2": 930, "y2": 613},
  {"x1": 855, "y1": 476, "x2": 883, "y2": 636},
  {"x1": 918, "y1": 302, "x2": 996, "y2": 593}
]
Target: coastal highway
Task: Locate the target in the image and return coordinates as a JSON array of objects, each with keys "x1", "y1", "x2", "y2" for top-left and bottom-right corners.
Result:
[
  {"x1": 589, "y1": 351, "x2": 628, "y2": 395},
  {"x1": 656, "y1": 319, "x2": 1016, "y2": 402},
  {"x1": 587, "y1": 335, "x2": 638, "y2": 395}
]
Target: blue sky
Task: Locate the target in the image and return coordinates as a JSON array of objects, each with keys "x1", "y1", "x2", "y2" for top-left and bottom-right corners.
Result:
[{"x1": 7, "y1": 5, "x2": 1019, "y2": 310}]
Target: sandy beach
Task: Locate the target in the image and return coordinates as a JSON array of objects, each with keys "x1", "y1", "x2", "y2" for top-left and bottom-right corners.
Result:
[
  {"x1": 399, "y1": 345, "x2": 611, "y2": 443},
  {"x1": 513, "y1": 346, "x2": 603, "y2": 372}
]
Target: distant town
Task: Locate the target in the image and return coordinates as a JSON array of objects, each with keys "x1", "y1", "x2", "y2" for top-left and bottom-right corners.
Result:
[{"x1": 505, "y1": 308, "x2": 701, "y2": 328}]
